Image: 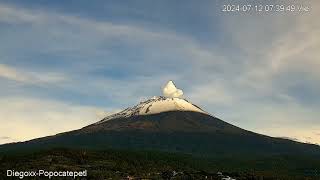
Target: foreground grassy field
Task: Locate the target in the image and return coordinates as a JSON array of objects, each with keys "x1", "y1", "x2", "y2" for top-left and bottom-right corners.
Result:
[{"x1": 0, "y1": 148, "x2": 319, "y2": 179}]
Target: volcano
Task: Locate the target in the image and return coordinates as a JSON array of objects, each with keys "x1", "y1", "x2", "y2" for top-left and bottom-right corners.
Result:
[
  {"x1": 84, "y1": 96, "x2": 239, "y2": 133},
  {"x1": 1, "y1": 81, "x2": 320, "y2": 157}
]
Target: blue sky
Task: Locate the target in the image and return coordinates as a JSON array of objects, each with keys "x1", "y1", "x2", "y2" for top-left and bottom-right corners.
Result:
[{"x1": 0, "y1": 0, "x2": 319, "y2": 144}]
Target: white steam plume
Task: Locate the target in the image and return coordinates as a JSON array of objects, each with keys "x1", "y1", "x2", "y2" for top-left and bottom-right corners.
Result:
[{"x1": 162, "y1": 80, "x2": 183, "y2": 98}]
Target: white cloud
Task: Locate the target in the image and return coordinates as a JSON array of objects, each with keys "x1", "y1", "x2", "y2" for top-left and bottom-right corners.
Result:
[
  {"x1": 0, "y1": 4, "x2": 44, "y2": 24},
  {"x1": 229, "y1": 2, "x2": 320, "y2": 87},
  {"x1": 0, "y1": 2, "x2": 225, "y2": 71},
  {"x1": 0, "y1": 63, "x2": 28, "y2": 82},
  {"x1": 162, "y1": 81, "x2": 183, "y2": 98},
  {"x1": 0, "y1": 3, "x2": 176, "y2": 43},
  {"x1": 0, "y1": 63, "x2": 67, "y2": 84},
  {"x1": 0, "y1": 97, "x2": 115, "y2": 144}
]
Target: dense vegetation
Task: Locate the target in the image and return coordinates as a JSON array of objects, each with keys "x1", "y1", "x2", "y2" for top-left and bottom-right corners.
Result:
[{"x1": 1, "y1": 148, "x2": 319, "y2": 179}]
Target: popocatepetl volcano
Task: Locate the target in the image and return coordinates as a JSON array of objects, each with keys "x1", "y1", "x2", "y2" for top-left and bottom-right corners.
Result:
[
  {"x1": 1, "y1": 81, "x2": 320, "y2": 157},
  {"x1": 83, "y1": 96, "x2": 242, "y2": 133},
  {"x1": 81, "y1": 80, "x2": 241, "y2": 133}
]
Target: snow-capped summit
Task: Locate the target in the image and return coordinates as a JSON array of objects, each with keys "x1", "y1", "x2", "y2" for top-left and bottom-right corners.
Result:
[
  {"x1": 96, "y1": 81, "x2": 207, "y2": 124},
  {"x1": 97, "y1": 96, "x2": 207, "y2": 124}
]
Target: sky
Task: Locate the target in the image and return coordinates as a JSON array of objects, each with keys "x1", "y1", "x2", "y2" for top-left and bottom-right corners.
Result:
[{"x1": 0, "y1": 0, "x2": 319, "y2": 145}]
